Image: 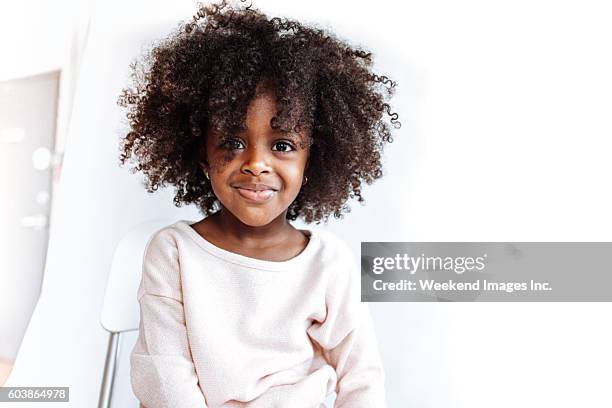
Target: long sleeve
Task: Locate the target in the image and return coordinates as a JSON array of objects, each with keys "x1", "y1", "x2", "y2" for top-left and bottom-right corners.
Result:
[
  {"x1": 307, "y1": 242, "x2": 387, "y2": 408},
  {"x1": 130, "y1": 231, "x2": 208, "y2": 408}
]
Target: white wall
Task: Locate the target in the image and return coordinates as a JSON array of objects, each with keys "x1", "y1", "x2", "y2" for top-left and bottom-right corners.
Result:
[
  {"x1": 3, "y1": 0, "x2": 612, "y2": 407},
  {"x1": 2, "y1": 0, "x2": 203, "y2": 405}
]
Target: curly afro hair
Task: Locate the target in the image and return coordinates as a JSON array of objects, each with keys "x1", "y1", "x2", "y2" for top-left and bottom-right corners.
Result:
[{"x1": 118, "y1": 0, "x2": 400, "y2": 223}]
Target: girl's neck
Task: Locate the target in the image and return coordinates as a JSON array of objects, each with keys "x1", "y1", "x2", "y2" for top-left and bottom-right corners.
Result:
[{"x1": 207, "y1": 208, "x2": 296, "y2": 249}]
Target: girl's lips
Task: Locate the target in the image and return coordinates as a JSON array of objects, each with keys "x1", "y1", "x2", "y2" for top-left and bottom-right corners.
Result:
[{"x1": 235, "y1": 187, "x2": 276, "y2": 203}]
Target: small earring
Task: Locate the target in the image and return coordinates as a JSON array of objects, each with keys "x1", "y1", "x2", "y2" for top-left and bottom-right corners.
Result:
[
  {"x1": 204, "y1": 171, "x2": 210, "y2": 180},
  {"x1": 302, "y1": 176, "x2": 308, "y2": 185}
]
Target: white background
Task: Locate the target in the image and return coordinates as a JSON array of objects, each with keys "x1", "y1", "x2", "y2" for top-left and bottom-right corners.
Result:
[{"x1": 1, "y1": 0, "x2": 611, "y2": 407}]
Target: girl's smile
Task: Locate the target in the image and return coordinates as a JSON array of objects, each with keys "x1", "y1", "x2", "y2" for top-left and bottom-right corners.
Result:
[{"x1": 233, "y1": 182, "x2": 278, "y2": 203}]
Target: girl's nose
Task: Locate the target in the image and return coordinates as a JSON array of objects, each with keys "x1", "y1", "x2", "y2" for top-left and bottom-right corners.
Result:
[{"x1": 240, "y1": 144, "x2": 272, "y2": 176}]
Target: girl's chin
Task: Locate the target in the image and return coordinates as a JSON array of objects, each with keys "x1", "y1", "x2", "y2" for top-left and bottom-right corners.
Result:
[{"x1": 234, "y1": 210, "x2": 283, "y2": 228}]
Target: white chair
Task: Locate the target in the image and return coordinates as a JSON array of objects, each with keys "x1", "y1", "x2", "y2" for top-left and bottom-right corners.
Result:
[{"x1": 98, "y1": 219, "x2": 175, "y2": 408}]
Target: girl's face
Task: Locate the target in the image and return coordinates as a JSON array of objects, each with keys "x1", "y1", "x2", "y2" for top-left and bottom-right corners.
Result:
[{"x1": 202, "y1": 92, "x2": 310, "y2": 227}]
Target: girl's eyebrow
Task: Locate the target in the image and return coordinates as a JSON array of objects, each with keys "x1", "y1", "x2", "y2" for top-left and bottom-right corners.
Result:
[
  {"x1": 244, "y1": 130, "x2": 305, "y2": 142},
  {"x1": 275, "y1": 132, "x2": 301, "y2": 141},
  {"x1": 216, "y1": 127, "x2": 310, "y2": 144}
]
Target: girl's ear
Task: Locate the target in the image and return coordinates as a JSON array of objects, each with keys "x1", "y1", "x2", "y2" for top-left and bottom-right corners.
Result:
[
  {"x1": 199, "y1": 160, "x2": 210, "y2": 174},
  {"x1": 199, "y1": 140, "x2": 209, "y2": 173}
]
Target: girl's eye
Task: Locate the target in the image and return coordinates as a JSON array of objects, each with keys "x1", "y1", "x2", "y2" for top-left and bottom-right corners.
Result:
[
  {"x1": 220, "y1": 138, "x2": 244, "y2": 150},
  {"x1": 272, "y1": 141, "x2": 295, "y2": 153}
]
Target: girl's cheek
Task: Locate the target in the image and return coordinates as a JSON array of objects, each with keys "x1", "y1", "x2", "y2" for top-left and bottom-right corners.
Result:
[
  {"x1": 209, "y1": 152, "x2": 236, "y2": 174},
  {"x1": 221, "y1": 151, "x2": 237, "y2": 165}
]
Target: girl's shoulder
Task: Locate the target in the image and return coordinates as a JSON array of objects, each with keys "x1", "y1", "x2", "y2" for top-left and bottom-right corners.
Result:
[
  {"x1": 306, "y1": 228, "x2": 356, "y2": 263},
  {"x1": 141, "y1": 219, "x2": 195, "y2": 259}
]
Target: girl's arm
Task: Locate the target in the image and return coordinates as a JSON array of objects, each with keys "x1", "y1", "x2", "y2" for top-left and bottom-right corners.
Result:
[
  {"x1": 307, "y1": 244, "x2": 387, "y2": 408},
  {"x1": 130, "y1": 230, "x2": 208, "y2": 408}
]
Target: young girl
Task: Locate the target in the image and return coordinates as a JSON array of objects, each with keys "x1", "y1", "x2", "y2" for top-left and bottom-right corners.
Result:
[{"x1": 118, "y1": 1, "x2": 399, "y2": 407}]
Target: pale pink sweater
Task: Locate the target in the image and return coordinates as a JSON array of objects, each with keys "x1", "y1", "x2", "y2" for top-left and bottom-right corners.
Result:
[{"x1": 130, "y1": 220, "x2": 386, "y2": 408}]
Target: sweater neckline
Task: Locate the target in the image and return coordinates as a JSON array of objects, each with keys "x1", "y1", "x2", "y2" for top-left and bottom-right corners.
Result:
[{"x1": 174, "y1": 219, "x2": 319, "y2": 271}]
